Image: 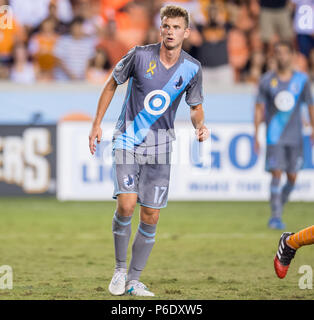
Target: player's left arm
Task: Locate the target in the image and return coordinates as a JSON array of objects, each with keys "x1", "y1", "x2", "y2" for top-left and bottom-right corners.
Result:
[
  {"x1": 308, "y1": 104, "x2": 314, "y2": 144},
  {"x1": 303, "y1": 77, "x2": 314, "y2": 144},
  {"x1": 186, "y1": 66, "x2": 208, "y2": 142},
  {"x1": 190, "y1": 104, "x2": 209, "y2": 142}
]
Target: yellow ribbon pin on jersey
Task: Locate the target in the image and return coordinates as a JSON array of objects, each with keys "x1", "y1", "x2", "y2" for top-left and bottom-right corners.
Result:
[
  {"x1": 271, "y1": 78, "x2": 278, "y2": 88},
  {"x1": 147, "y1": 60, "x2": 156, "y2": 75}
]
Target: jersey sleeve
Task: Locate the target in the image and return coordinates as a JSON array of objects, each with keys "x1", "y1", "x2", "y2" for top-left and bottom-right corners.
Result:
[
  {"x1": 256, "y1": 76, "x2": 268, "y2": 105},
  {"x1": 185, "y1": 67, "x2": 204, "y2": 106},
  {"x1": 112, "y1": 46, "x2": 137, "y2": 85},
  {"x1": 302, "y1": 77, "x2": 314, "y2": 106}
]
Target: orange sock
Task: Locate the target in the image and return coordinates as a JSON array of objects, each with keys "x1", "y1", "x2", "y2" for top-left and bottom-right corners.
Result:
[{"x1": 286, "y1": 225, "x2": 314, "y2": 250}]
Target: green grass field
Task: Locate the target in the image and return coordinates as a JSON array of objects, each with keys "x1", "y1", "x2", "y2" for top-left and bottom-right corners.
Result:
[{"x1": 0, "y1": 198, "x2": 313, "y2": 300}]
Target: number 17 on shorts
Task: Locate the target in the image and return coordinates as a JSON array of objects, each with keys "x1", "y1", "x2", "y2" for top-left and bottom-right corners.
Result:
[{"x1": 153, "y1": 186, "x2": 168, "y2": 206}]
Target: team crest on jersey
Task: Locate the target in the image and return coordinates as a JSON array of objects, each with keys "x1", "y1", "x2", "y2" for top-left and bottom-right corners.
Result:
[
  {"x1": 116, "y1": 61, "x2": 124, "y2": 71},
  {"x1": 290, "y1": 82, "x2": 300, "y2": 95},
  {"x1": 144, "y1": 73, "x2": 152, "y2": 79},
  {"x1": 123, "y1": 174, "x2": 135, "y2": 189},
  {"x1": 144, "y1": 60, "x2": 157, "y2": 79},
  {"x1": 174, "y1": 76, "x2": 183, "y2": 90}
]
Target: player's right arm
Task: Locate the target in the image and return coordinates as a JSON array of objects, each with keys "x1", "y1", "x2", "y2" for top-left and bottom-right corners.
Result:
[
  {"x1": 89, "y1": 47, "x2": 137, "y2": 155},
  {"x1": 89, "y1": 74, "x2": 118, "y2": 155},
  {"x1": 254, "y1": 102, "x2": 264, "y2": 154}
]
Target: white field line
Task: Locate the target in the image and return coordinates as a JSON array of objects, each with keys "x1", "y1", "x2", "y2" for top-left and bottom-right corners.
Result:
[
  {"x1": 158, "y1": 233, "x2": 274, "y2": 239},
  {"x1": 0, "y1": 232, "x2": 276, "y2": 240}
]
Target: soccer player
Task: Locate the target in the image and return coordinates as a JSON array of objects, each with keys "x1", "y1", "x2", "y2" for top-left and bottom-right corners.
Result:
[
  {"x1": 89, "y1": 5, "x2": 208, "y2": 296},
  {"x1": 274, "y1": 226, "x2": 314, "y2": 279},
  {"x1": 254, "y1": 41, "x2": 314, "y2": 230}
]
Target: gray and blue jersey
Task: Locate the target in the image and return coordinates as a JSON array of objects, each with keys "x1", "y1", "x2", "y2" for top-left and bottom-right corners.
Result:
[
  {"x1": 112, "y1": 43, "x2": 203, "y2": 154},
  {"x1": 256, "y1": 70, "x2": 313, "y2": 146}
]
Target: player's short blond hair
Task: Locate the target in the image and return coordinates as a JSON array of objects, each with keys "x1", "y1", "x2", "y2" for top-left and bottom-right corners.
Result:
[{"x1": 160, "y1": 5, "x2": 190, "y2": 28}]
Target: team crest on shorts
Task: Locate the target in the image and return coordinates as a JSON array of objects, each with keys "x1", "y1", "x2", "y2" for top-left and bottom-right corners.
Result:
[{"x1": 123, "y1": 174, "x2": 135, "y2": 189}]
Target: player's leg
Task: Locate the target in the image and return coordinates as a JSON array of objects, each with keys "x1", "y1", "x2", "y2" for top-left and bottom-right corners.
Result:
[
  {"x1": 286, "y1": 225, "x2": 314, "y2": 249},
  {"x1": 282, "y1": 144, "x2": 304, "y2": 206},
  {"x1": 109, "y1": 149, "x2": 139, "y2": 295},
  {"x1": 266, "y1": 144, "x2": 285, "y2": 229},
  {"x1": 268, "y1": 169, "x2": 285, "y2": 229},
  {"x1": 109, "y1": 194, "x2": 137, "y2": 295},
  {"x1": 125, "y1": 153, "x2": 171, "y2": 296},
  {"x1": 126, "y1": 206, "x2": 159, "y2": 296},
  {"x1": 113, "y1": 194, "x2": 137, "y2": 271},
  {"x1": 274, "y1": 232, "x2": 296, "y2": 279},
  {"x1": 281, "y1": 172, "x2": 296, "y2": 206},
  {"x1": 274, "y1": 226, "x2": 314, "y2": 279}
]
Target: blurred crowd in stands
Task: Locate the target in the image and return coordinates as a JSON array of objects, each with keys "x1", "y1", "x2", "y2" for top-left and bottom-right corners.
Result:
[{"x1": 0, "y1": 0, "x2": 313, "y2": 84}]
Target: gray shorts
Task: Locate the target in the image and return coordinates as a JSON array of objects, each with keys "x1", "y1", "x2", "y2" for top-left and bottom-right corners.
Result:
[
  {"x1": 259, "y1": 7, "x2": 293, "y2": 42},
  {"x1": 265, "y1": 144, "x2": 304, "y2": 173},
  {"x1": 112, "y1": 149, "x2": 171, "y2": 209}
]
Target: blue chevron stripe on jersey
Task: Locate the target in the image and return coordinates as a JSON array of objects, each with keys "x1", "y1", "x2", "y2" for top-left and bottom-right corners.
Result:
[
  {"x1": 113, "y1": 59, "x2": 200, "y2": 150},
  {"x1": 267, "y1": 72, "x2": 307, "y2": 145}
]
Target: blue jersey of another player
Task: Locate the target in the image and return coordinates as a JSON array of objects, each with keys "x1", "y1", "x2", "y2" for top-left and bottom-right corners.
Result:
[
  {"x1": 112, "y1": 43, "x2": 203, "y2": 154},
  {"x1": 256, "y1": 70, "x2": 313, "y2": 146}
]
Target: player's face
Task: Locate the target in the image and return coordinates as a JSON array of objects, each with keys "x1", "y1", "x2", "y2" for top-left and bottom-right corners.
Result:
[
  {"x1": 160, "y1": 17, "x2": 190, "y2": 50},
  {"x1": 275, "y1": 45, "x2": 293, "y2": 71}
]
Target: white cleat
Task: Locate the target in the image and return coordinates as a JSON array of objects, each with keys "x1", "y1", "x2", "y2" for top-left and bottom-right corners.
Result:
[
  {"x1": 108, "y1": 271, "x2": 127, "y2": 296},
  {"x1": 125, "y1": 280, "x2": 155, "y2": 297}
]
